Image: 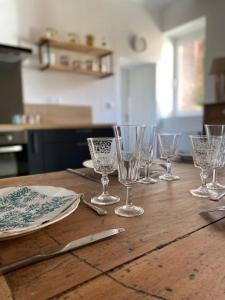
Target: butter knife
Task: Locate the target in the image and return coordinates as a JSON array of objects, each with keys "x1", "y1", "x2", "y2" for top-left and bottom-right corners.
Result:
[
  {"x1": 0, "y1": 228, "x2": 125, "y2": 274},
  {"x1": 67, "y1": 168, "x2": 100, "y2": 184}
]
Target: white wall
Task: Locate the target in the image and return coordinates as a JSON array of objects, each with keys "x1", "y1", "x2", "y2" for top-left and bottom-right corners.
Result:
[{"x1": 0, "y1": 0, "x2": 163, "y2": 123}]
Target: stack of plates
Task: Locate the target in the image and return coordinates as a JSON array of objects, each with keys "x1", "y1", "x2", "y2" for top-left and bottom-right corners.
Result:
[{"x1": 0, "y1": 186, "x2": 80, "y2": 240}]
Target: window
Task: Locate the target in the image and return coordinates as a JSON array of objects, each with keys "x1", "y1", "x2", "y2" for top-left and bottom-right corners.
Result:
[{"x1": 174, "y1": 30, "x2": 205, "y2": 115}]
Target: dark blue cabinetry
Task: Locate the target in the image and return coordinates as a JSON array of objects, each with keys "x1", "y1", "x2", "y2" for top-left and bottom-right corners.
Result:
[{"x1": 27, "y1": 127, "x2": 113, "y2": 174}]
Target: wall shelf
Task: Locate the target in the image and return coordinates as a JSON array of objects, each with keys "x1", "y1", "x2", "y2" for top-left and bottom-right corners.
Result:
[
  {"x1": 40, "y1": 63, "x2": 113, "y2": 78},
  {"x1": 38, "y1": 38, "x2": 114, "y2": 79}
]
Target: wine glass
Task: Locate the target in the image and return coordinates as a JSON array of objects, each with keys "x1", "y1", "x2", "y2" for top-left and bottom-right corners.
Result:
[
  {"x1": 205, "y1": 124, "x2": 225, "y2": 190},
  {"x1": 158, "y1": 133, "x2": 181, "y2": 181},
  {"x1": 190, "y1": 135, "x2": 222, "y2": 198},
  {"x1": 87, "y1": 137, "x2": 120, "y2": 205},
  {"x1": 113, "y1": 125, "x2": 145, "y2": 217},
  {"x1": 139, "y1": 125, "x2": 158, "y2": 184}
]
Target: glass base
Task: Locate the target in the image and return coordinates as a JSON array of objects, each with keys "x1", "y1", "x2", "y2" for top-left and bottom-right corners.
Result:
[
  {"x1": 114, "y1": 205, "x2": 144, "y2": 217},
  {"x1": 138, "y1": 177, "x2": 157, "y2": 184},
  {"x1": 207, "y1": 181, "x2": 225, "y2": 190},
  {"x1": 159, "y1": 174, "x2": 180, "y2": 181},
  {"x1": 91, "y1": 193, "x2": 120, "y2": 206},
  {"x1": 190, "y1": 186, "x2": 210, "y2": 198}
]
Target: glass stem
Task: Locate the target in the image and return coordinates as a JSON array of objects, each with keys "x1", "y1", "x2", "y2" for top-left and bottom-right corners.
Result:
[
  {"x1": 212, "y1": 169, "x2": 217, "y2": 184},
  {"x1": 200, "y1": 170, "x2": 208, "y2": 188},
  {"x1": 101, "y1": 174, "x2": 109, "y2": 195},
  {"x1": 166, "y1": 158, "x2": 172, "y2": 176},
  {"x1": 144, "y1": 163, "x2": 150, "y2": 179},
  {"x1": 126, "y1": 187, "x2": 132, "y2": 207}
]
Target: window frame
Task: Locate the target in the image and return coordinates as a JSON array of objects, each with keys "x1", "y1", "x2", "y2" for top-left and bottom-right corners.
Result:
[{"x1": 172, "y1": 29, "x2": 205, "y2": 117}]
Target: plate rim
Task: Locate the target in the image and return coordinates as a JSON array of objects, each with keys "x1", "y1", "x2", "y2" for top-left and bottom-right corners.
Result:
[{"x1": 0, "y1": 185, "x2": 81, "y2": 240}]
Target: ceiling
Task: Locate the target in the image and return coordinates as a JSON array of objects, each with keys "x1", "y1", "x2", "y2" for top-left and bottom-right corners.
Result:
[{"x1": 146, "y1": 0, "x2": 178, "y2": 10}]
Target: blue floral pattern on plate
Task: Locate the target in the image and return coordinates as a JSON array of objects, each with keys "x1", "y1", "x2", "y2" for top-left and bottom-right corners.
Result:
[{"x1": 0, "y1": 186, "x2": 79, "y2": 233}]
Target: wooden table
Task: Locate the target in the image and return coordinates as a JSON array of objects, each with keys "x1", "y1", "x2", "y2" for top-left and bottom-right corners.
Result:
[{"x1": 0, "y1": 164, "x2": 225, "y2": 300}]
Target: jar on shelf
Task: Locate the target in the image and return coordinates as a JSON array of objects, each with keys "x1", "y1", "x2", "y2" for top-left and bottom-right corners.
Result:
[
  {"x1": 45, "y1": 28, "x2": 58, "y2": 39},
  {"x1": 67, "y1": 33, "x2": 80, "y2": 43},
  {"x1": 72, "y1": 60, "x2": 82, "y2": 70},
  {"x1": 86, "y1": 34, "x2": 95, "y2": 47},
  {"x1": 59, "y1": 55, "x2": 70, "y2": 67},
  {"x1": 85, "y1": 60, "x2": 93, "y2": 71}
]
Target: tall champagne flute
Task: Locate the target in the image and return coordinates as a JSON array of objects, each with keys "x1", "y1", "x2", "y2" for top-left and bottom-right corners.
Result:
[
  {"x1": 139, "y1": 125, "x2": 158, "y2": 184},
  {"x1": 87, "y1": 137, "x2": 120, "y2": 205},
  {"x1": 205, "y1": 124, "x2": 225, "y2": 190},
  {"x1": 114, "y1": 125, "x2": 145, "y2": 217},
  {"x1": 190, "y1": 135, "x2": 222, "y2": 198}
]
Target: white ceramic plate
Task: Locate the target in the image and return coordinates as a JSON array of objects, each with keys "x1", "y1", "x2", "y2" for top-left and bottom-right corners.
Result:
[
  {"x1": 0, "y1": 186, "x2": 80, "y2": 240},
  {"x1": 83, "y1": 159, "x2": 94, "y2": 168}
]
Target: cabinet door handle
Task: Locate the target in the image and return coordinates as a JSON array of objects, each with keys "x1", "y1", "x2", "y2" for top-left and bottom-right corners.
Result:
[
  {"x1": 0, "y1": 145, "x2": 22, "y2": 153},
  {"x1": 31, "y1": 133, "x2": 39, "y2": 154}
]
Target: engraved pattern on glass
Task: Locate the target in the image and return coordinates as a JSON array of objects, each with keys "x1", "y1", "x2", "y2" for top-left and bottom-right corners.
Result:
[
  {"x1": 139, "y1": 125, "x2": 158, "y2": 184},
  {"x1": 205, "y1": 124, "x2": 225, "y2": 190},
  {"x1": 87, "y1": 138, "x2": 120, "y2": 205},
  {"x1": 113, "y1": 125, "x2": 145, "y2": 217},
  {"x1": 190, "y1": 135, "x2": 222, "y2": 198},
  {"x1": 158, "y1": 133, "x2": 181, "y2": 181}
]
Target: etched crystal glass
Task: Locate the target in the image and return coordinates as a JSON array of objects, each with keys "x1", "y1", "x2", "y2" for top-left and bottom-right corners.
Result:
[
  {"x1": 87, "y1": 137, "x2": 120, "y2": 205},
  {"x1": 139, "y1": 125, "x2": 158, "y2": 184},
  {"x1": 205, "y1": 124, "x2": 225, "y2": 190},
  {"x1": 113, "y1": 125, "x2": 145, "y2": 217},
  {"x1": 158, "y1": 133, "x2": 181, "y2": 181},
  {"x1": 190, "y1": 135, "x2": 222, "y2": 198}
]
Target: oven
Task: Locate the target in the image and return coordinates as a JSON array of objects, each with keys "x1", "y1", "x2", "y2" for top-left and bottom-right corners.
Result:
[{"x1": 0, "y1": 131, "x2": 28, "y2": 178}]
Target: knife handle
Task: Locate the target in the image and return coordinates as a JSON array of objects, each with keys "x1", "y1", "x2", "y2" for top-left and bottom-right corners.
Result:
[{"x1": 0, "y1": 253, "x2": 48, "y2": 274}]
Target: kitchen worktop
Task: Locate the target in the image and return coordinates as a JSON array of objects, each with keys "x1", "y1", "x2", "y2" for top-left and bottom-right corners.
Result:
[{"x1": 0, "y1": 123, "x2": 114, "y2": 132}]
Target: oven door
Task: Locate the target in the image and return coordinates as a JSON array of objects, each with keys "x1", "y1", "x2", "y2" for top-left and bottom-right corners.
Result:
[{"x1": 0, "y1": 145, "x2": 27, "y2": 177}]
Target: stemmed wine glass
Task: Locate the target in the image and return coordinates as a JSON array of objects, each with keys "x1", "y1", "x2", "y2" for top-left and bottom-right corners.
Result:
[
  {"x1": 113, "y1": 125, "x2": 145, "y2": 217},
  {"x1": 139, "y1": 125, "x2": 158, "y2": 184},
  {"x1": 87, "y1": 137, "x2": 120, "y2": 205},
  {"x1": 190, "y1": 135, "x2": 222, "y2": 198},
  {"x1": 205, "y1": 124, "x2": 225, "y2": 190},
  {"x1": 158, "y1": 133, "x2": 181, "y2": 181}
]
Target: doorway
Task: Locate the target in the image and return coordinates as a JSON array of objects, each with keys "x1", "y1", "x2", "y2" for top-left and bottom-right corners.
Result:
[{"x1": 119, "y1": 59, "x2": 157, "y2": 125}]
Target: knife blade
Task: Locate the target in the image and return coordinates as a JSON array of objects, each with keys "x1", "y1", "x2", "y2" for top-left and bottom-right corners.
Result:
[
  {"x1": 200, "y1": 206, "x2": 225, "y2": 213},
  {"x1": 0, "y1": 228, "x2": 125, "y2": 274},
  {"x1": 67, "y1": 168, "x2": 100, "y2": 184}
]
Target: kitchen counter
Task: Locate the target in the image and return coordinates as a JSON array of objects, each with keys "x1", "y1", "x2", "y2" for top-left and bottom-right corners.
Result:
[{"x1": 0, "y1": 123, "x2": 114, "y2": 132}]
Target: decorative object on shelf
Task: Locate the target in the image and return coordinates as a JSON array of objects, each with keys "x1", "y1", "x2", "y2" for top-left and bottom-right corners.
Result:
[
  {"x1": 86, "y1": 34, "x2": 95, "y2": 47},
  {"x1": 72, "y1": 59, "x2": 82, "y2": 70},
  {"x1": 85, "y1": 60, "x2": 93, "y2": 71},
  {"x1": 67, "y1": 32, "x2": 79, "y2": 43},
  {"x1": 45, "y1": 28, "x2": 58, "y2": 39},
  {"x1": 59, "y1": 55, "x2": 70, "y2": 67},
  {"x1": 210, "y1": 57, "x2": 225, "y2": 103},
  {"x1": 130, "y1": 35, "x2": 147, "y2": 53},
  {"x1": 101, "y1": 37, "x2": 107, "y2": 48},
  {"x1": 38, "y1": 37, "x2": 114, "y2": 79}
]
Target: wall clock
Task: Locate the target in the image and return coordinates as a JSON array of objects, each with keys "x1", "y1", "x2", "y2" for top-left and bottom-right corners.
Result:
[{"x1": 131, "y1": 35, "x2": 147, "y2": 53}]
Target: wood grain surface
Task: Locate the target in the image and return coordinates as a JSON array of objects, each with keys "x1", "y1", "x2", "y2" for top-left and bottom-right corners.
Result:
[
  {"x1": 25, "y1": 104, "x2": 92, "y2": 125},
  {"x1": 0, "y1": 164, "x2": 224, "y2": 299}
]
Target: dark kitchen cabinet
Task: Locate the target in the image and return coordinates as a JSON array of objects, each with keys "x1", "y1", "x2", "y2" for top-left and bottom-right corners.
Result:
[{"x1": 27, "y1": 127, "x2": 113, "y2": 174}]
